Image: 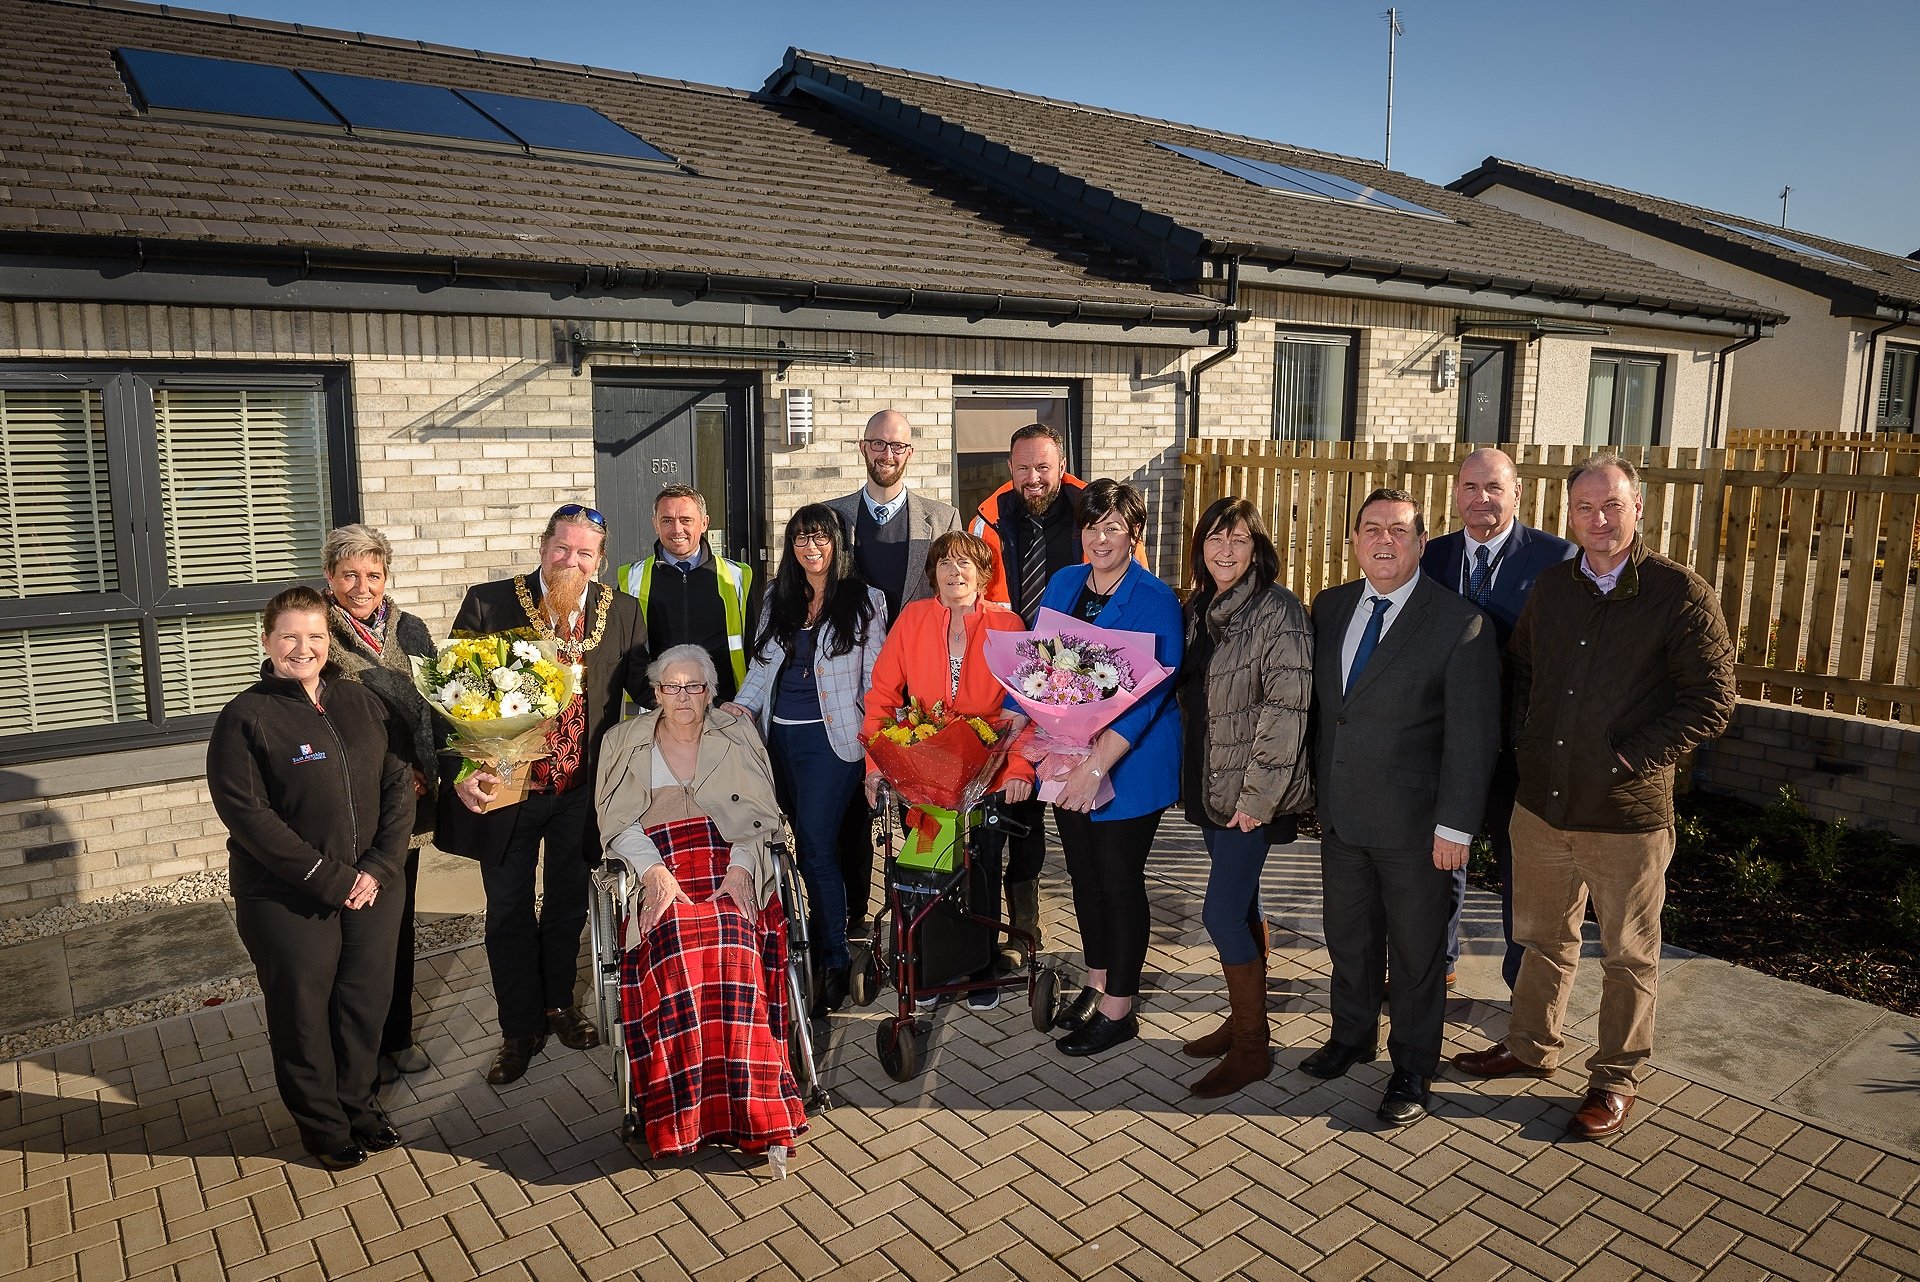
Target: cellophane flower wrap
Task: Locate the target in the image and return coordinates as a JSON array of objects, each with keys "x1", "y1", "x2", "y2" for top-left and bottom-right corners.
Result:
[
  {"x1": 410, "y1": 631, "x2": 581, "y2": 785},
  {"x1": 983, "y1": 606, "x2": 1173, "y2": 810},
  {"x1": 867, "y1": 699, "x2": 1005, "y2": 872}
]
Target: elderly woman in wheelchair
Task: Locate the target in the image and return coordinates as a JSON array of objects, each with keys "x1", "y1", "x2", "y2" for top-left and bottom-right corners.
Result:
[{"x1": 595, "y1": 644, "x2": 808, "y2": 1162}]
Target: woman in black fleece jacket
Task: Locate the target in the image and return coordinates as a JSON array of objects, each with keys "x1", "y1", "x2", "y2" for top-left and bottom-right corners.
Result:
[{"x1": 207, "y1": 586, "x2": 414, "y2": 1171}]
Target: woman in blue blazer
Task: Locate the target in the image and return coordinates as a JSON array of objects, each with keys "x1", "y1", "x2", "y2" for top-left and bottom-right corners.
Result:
[{"x1": 1032, "y1": 479, "x2": 1184, "y2": 1056}]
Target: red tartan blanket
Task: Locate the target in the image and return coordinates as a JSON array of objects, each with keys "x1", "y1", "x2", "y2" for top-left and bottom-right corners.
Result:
[{"x1": 619, "y1": 816, "x2": 806, "y2": 1157}]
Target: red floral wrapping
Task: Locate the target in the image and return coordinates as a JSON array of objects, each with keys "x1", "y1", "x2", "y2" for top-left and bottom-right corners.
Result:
[{"x1": 867, "y1": 719, "x2": 993, "y2": 813}]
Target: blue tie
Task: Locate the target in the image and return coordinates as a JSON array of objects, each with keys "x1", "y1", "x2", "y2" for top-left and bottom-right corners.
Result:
[
  {"x1": 1469, "y1": 545, "x2": 1493, "y2": 608},
  {"x1": 1345, "y1": 595, "x2": 1390, "y2": 694},
  {"x1": 873, "y1": 502, "x2": 892, "y2": 525}
]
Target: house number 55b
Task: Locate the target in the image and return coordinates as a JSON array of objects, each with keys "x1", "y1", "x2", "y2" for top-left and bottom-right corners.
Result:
[{"x1": 651, "y1": 459, "x2": 679, "y2": 474}]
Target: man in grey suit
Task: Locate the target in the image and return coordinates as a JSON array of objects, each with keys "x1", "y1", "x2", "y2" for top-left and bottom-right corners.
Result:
[
  {"x1": 824, "y1": 408, "x2": 961, "y2": 938},
  {"x1": 823, "y1": 409, "x2": 961, "y2": 627},
  {"x1": 1305, "y1": 488, "x2": 1501, "y2": 1125}
]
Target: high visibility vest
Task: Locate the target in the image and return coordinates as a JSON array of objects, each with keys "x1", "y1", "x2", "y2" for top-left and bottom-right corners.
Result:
[{"x1": 615, "y1": 553, "x2": 752, "y2": 686}]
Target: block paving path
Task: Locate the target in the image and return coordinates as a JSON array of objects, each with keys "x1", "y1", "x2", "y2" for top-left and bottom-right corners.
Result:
[{"x1": 3, "y1": 821, "x2": 1919, "y2": 1281}]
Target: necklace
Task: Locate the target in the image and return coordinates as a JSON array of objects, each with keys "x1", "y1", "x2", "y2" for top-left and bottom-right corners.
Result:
[
  {"x1": 1087, "y1": 565, "x2": 1126, "y2": 596},
  {"x1": 514, "y1": 574, "x2": 610, "y2": 660}
]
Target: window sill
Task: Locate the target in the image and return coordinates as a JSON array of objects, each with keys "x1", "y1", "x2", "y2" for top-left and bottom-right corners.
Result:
[{"x1": 0, "y1": 740, "x2": 208, "y2": 805}]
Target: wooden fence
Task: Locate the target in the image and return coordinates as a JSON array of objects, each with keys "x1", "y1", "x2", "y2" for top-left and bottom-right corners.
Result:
[{"x1": 1179, "y1": 439, "x2": 1920, "y2": 723}]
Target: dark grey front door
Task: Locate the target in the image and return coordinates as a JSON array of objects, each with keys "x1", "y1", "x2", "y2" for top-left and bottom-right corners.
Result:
[
  {"x1": 590, "y1": 378, "x2": 755, "y2": 574},
  {"x1": 1457, "y1": 341, "x2": 1513, "y2": 444}
]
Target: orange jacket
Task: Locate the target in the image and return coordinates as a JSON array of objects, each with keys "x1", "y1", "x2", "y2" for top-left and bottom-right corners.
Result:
[
  {"x1": 968, "y1": 474, "x2": 1089, "y2": 606},
  {"x1": 861, "y1": 596, "x2": 1035, "y2": 790}
]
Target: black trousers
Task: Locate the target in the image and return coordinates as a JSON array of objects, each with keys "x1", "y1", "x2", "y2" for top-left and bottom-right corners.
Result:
[
  {"x1": 1056, "y1": 807, "x2": 1163, "y2": 1000},
  {"x1": 236, "y1": 886, "x2": 403, "y2": 1154},
  {"x1": 999, "y1": 796, "x2": 1048, "y2": 886},
  {"x1": 837, "y1": 792, "x2": 875, "y2": 923},
  {"x1": 481, "y1": 787, "x2": 596, "y2": 1039},
  {"x1": 380, "y1": 843, "x2": 422, "y2": 1055},
  {"x1": 1321, "y1": 833, "x2": 1452, "y2": 1079}
]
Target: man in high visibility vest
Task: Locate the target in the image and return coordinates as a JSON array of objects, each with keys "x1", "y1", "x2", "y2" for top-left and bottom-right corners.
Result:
[{"x1": 613, "y1": 484, "x2": 753, "y2": 703}]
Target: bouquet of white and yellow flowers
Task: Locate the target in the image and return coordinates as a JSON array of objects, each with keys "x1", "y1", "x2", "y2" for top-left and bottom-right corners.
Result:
[{"x1": 411, "y1": 631, "x2": 580, "y2": 812}]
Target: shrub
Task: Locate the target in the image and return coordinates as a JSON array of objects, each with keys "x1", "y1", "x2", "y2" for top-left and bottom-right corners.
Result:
[
  {"x1": 1467, "y1": 836, "x2": 1495, "y2": 882},
  {"x1": 1803, "y1": 818, "x2": 1847, "y2": 886},
  {"x1": 1891, "y1": 875, "x2": 1920, "y2": 944},
  {"x1": 1728, "y1": 838, "x2": 1784, "y2": 901},
  {"x1": 1764, "y1": 784, "x2": 1809, "y2": 838}
]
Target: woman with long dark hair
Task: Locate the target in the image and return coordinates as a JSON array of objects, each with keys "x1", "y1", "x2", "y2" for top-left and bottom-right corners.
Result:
[
  {"x1": 1176, "y1": 497, "x2": 1312, "y2": 1098},
  {"x1": 727, "y1": 504, "x2": 887, "y2": 1013}
]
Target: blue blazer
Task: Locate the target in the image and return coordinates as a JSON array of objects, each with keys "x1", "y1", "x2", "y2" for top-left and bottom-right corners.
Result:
[
  {"x1": 1026, "y1": 562, "x2": 1184, "y2": 821},
  {"x1": 1420, "y1": 521, "x2": 1576, "y2": 651}
]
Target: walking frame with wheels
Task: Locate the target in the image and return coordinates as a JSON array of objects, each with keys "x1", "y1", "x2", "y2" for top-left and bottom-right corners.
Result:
[
  {"x1": 588, "y1": 834, "x2": 829, "y2": 1154},
  {"x1": 855, "y1": 738, "x2": 1061, "y2": 1083}
]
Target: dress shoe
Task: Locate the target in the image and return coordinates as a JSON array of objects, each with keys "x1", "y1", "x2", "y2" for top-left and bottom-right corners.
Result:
[
  {"x1": 486, "y1": 1034, "x2": 547, "y2": 1086},
  {"x1": 1566, "y1": 1089, "x2": 1635, "y2": 1139},
  {"x1": 1450, "y1": 1043, "x2": 1552, "y2": 1078},
  {"x1": 355, "y1": 1124, "x2": 402, "y2": 1154},
  {"x1": 388, "y1": 1046, "x2": 430, "y2": 1074},
  {"x1": 315, "y1": 1144, "x2": 368, "y2": 1171},
  {"x1": 1053, "y1": 984, "x2": 1102, "y2": 1032},
  {"x1": 1376, "y1": 1071, "x2": 1431, "y2": 1126},
  {"x1": 1057, "y1": 1010, "x2": 1137, "y2": 1057},
  {"x1": 545, "y1": 1005, "x2": 600, "y2": 1050},
  {"x1": 1299, "y1": 1038, "x2": 1376, "y2": 1080},
  {"x1": 812, "y1": 966, "x2": 850, "y2": 1019}
]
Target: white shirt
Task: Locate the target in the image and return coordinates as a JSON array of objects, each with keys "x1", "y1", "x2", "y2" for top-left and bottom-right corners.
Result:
[
  {"x1": 1460, "y1": 522, "x2": 1516, "y2": 594},
  {"x1": 862, "y1": 484, "x2": 909, "y2": 526},
  {"x1": 1337, "y1": 571, "x2": 1473, "y2": 848}
]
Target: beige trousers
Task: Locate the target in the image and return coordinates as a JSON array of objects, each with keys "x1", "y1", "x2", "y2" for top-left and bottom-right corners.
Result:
[{"x1": 1504, "y1": 805, "x2": 1674, "y2": 1096}]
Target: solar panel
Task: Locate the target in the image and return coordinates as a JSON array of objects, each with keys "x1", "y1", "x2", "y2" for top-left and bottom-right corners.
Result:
[
  {"x1": 457, "y1": 89, "x2": 674, "y2": 164},
  {"x1": 298, "y1": 69, "x2": 519, "y2": 146},
  {"x1": 1703, "y1": 219, "x2": 1869, "y2": 270},
  {"x1": 116, "y1": 47, "x2": 339, "y2": 127},
  {"x1": 1156, "y1": 142, "x2": 1447, "y2": 220}
]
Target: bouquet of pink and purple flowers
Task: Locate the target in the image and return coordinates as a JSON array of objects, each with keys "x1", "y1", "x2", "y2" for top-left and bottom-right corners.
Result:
[{"x1": 983, "y1": 607, "x2": 1173, "y2": 809}]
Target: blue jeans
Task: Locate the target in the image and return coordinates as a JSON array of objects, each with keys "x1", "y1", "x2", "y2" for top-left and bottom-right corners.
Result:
[
  {"x1": 768, "y1": 720, "x2": 862, "y2": 970},
  {"x1": 1201, "y1": 823, "x2": 1273, "y2": 965}
]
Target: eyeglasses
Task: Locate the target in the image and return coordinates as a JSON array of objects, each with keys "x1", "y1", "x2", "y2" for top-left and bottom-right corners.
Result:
[
  {"x1": 656, "y1": 681, "x2": 708, "y2": 696},
  {"x1": 552, "y1": 503, "x2": 607, "y2": 528},
  {"x1": 862, "y1": 440, "x2": 913, "y2": 456},
  {"x1": 792, "y1": 533, "x2": 835, "y2": 548}
]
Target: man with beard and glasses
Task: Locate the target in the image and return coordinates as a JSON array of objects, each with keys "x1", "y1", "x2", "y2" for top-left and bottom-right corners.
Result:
[
  {"x1": 821, "y1": 409, "x2": 958, "y2": 941},
  {"x1": 437, "y1": 505, "x2": 650, "y2": 1086}
]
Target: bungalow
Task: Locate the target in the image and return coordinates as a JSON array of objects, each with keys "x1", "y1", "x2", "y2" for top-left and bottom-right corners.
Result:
[
  {"x1": 0, "y1": 0, "x2": 1774, "y2": 915},
  {"x1": 1453, "y1": 158, "x2": 1920, "y2": 438}
]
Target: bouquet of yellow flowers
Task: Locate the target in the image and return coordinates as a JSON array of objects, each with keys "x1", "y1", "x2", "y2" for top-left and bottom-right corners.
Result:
[{"x1": 411, "y1": 631, "x2": 580, "y2": 812}]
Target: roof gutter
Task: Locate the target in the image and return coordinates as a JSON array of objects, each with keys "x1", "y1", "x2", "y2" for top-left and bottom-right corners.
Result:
[
  {"x1": 0, "y1": 232, "x2": 1242, "y2": 330},
  {"x1": 1186, "y1": 256, "x2": 1241, "y2": 436},
  {"x1": 1709, "y1": 322, "x2": 1768, "y2": 448},
  {"x1": 1857, "y1": 308, "x2": 1915, "y2": 436}
]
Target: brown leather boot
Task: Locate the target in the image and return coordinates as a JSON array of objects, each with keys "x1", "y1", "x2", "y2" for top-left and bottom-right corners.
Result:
[
  {"x1": 1182, "y1": 1009, "x2": 1233, "y2": 1059},
  {"x1": 1188, "y1": 959, "x2": 1271, "y2": 1098}
]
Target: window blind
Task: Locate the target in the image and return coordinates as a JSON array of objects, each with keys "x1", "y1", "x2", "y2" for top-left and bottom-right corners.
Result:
[
  {"x1": 0, "y1": 622, "x2": 146, "y2": 734},
  {"x1": 157, "y1": 613, "x2": 265, "y2": 716},
  {"x1": 0, "y1": 388, "x2": 117, "y2": 599},
  {"x1": 156, "y1": 387, "x2": 331, "y2": 587}
]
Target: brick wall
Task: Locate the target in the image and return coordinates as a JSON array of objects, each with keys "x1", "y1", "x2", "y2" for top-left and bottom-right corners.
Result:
[
  {"x1": 0, "y1": 299, "x2": 1195, "y2": 916},
  {"x1": 1693, "y1": 701, "x2": 1920, "y2": 842}
]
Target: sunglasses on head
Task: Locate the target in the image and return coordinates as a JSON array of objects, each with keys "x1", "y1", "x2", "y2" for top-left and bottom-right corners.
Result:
[{"x1": 552, "y1": 503, "x2": 607, "y2": 528}]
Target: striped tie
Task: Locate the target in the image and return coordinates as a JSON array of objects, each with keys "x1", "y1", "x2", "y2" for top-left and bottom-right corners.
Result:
[{"x1": 1019, "y1": 516, "x2": 1048, "y2": 623}]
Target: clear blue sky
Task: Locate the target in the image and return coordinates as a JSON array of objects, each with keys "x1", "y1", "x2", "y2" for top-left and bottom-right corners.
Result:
[{"x1": 213, "y1": 0, "x2": 1918, "y2": 257}]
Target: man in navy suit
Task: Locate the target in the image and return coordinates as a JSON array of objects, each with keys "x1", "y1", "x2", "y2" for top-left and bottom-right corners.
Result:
[
  {"x1": 1307, "y1": 488, "x2": 1500, "y2": 1124},
  {"x1": 1419, "y1": 449, "x2": 1575, "y2": 989}
]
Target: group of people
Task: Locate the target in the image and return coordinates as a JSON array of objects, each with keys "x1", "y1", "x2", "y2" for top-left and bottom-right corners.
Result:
[{"x1": 205, "y1": 406, "x2": 1735, "y2": 1173}]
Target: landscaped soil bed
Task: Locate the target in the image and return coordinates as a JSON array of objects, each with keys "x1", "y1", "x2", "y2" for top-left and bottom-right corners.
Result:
[{"x1": 1452, "y1": 789, "x2": 1920, "y2": 1017}]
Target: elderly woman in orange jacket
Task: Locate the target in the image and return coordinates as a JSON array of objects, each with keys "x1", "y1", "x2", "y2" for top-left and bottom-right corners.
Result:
[{"x1": 862, "y1": 530, "x2": 1035, "y2": 1008}]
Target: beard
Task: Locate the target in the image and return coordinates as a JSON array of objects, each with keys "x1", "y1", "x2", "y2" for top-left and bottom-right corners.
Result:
[
  {"x1": 1022, "y1": 483, "x2": 1061, "y2": 516},
  {"x1": 865, "y1": 452, "x2": 905, "y2": 489},
  {"x1": 544, "y1": 566, "x2": 588, "y2": 625}
]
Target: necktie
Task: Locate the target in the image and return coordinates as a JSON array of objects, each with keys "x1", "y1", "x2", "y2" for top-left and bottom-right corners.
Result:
[
  {"x1": 873, "y1": 501, "x2": 893, "y2": 526},
  {"x1": 1345, "y1": 595, "x2": 1390, "y2": 694},
  {"x1": 1019, "y1": 515, "x2": 1048, "y2": 623},
  {"x1": 1469, "y1": 544, "x2": 1493, "y2": 608}
]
